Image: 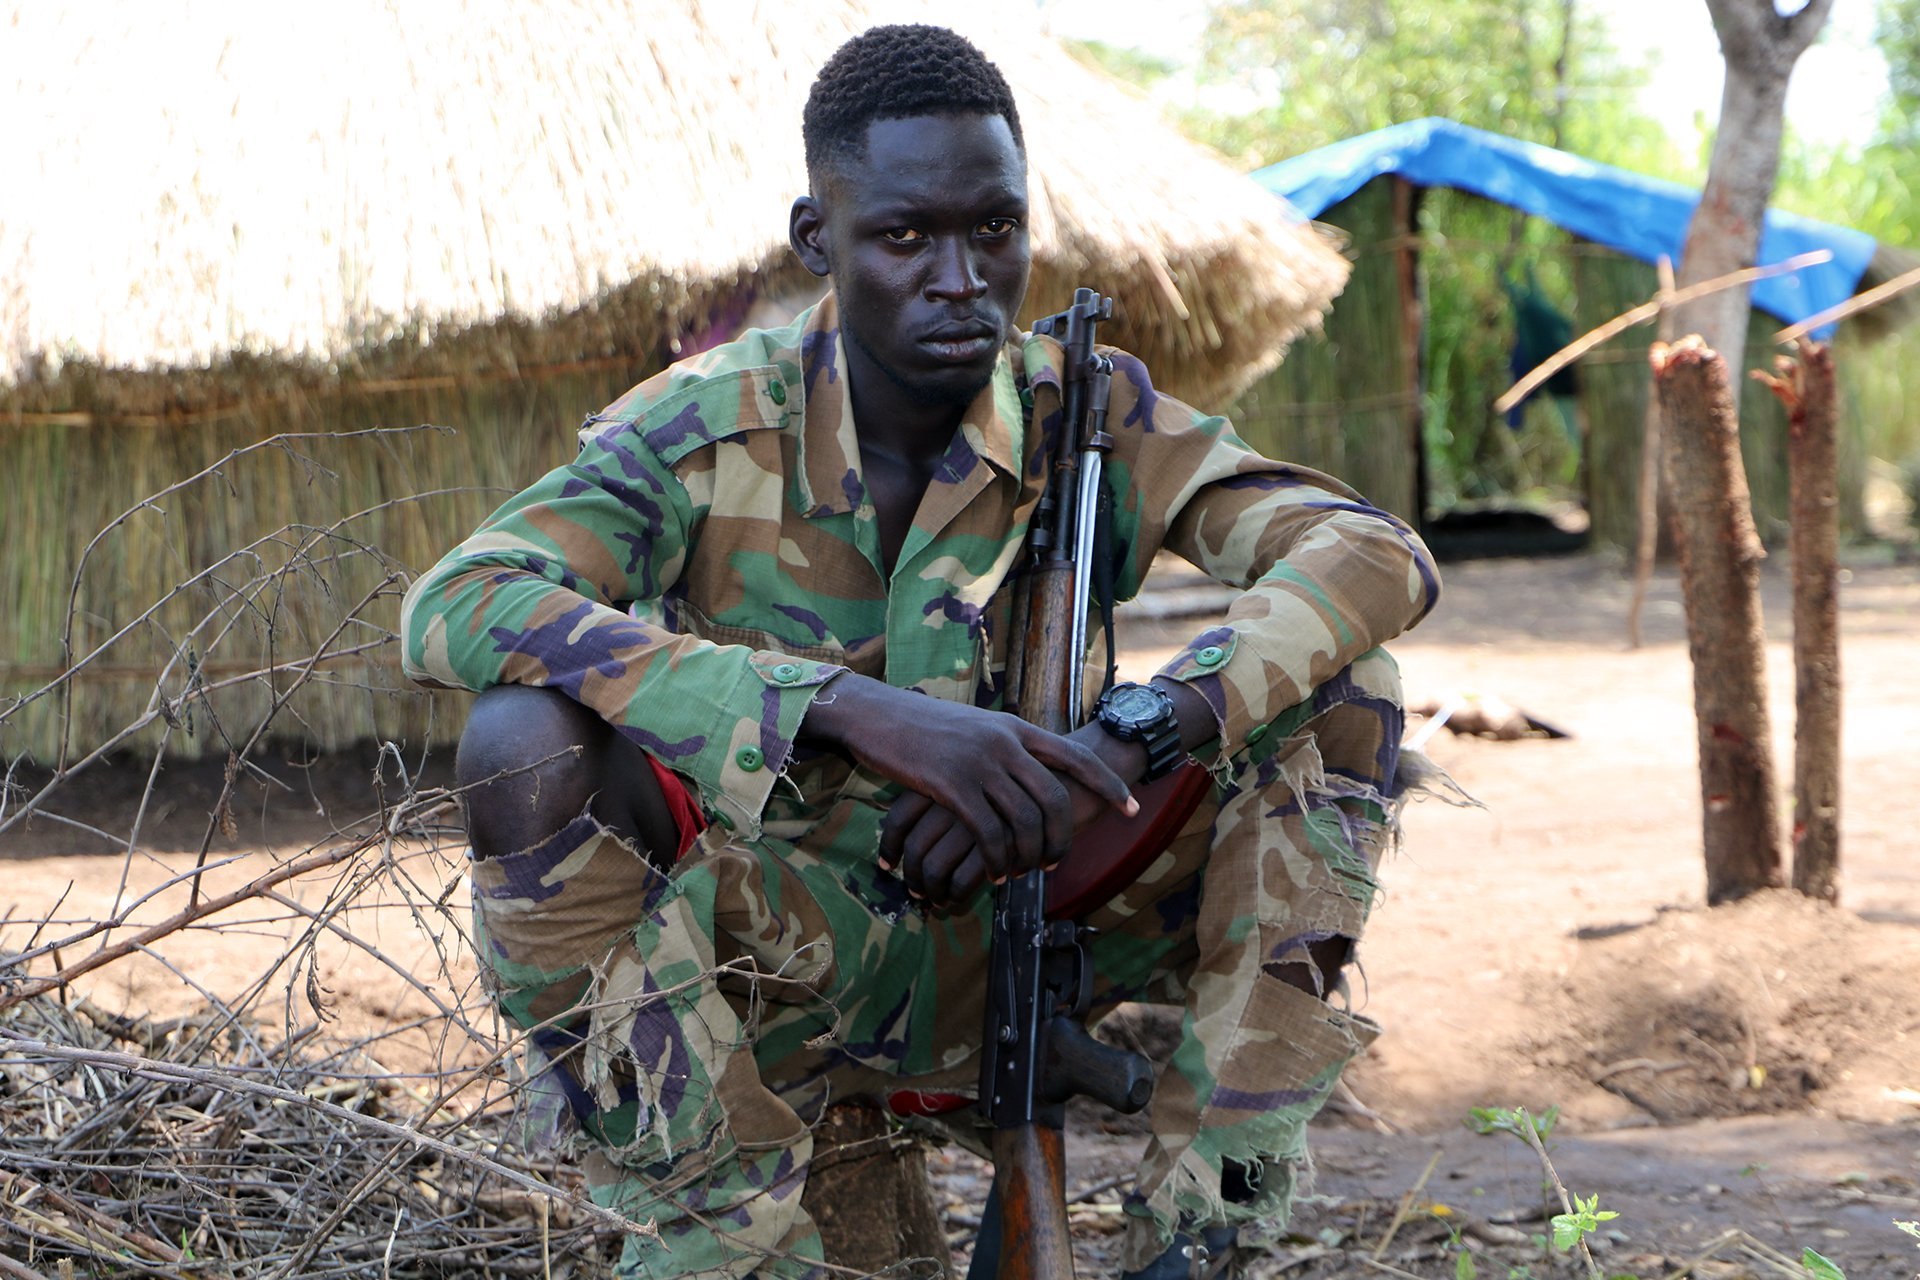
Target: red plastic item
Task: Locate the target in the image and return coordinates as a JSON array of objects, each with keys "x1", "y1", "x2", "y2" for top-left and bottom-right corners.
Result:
[{"x1": 887, "y1": 1088, "x2": 974, "y2": 1117}]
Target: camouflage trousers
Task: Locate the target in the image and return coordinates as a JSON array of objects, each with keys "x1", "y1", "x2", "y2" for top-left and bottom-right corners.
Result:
[{"x1": 468, "y1": 650, "x2": 1403, "y2": 1279}]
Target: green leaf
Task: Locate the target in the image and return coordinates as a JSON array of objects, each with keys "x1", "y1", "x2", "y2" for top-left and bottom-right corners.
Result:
[
  {"x1": 1895, "y1": 1220, "x2": 1920, "y2": 1240},
  {"x1": 1801, "y1": 1247, "x2": 1847, "y2": 1280},
  {"x1": 1464, "y1": 1104, "x2": 1560, "y2": 1142},
  {"x1": 1455, "y1": 1248, "x2": 1479, "y2": 1280},
  {"x1": 1551, "y1": 1214, "x2": 1584, "y2": 1251}
]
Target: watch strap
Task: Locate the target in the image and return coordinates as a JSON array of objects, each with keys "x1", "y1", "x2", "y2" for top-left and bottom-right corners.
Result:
[{"x1": 1096, "y1": 681, "x2": 1185, "y2": 782}]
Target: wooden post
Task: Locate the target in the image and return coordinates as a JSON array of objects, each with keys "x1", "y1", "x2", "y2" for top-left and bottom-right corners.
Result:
[
  {"x1": 803, "y1": 1103, "x2": 952, "y2": 1278},
  {"x1": 1650, "y1": 336, "x2": 1784, "y2": 904},
  {"x1": 1627, "y1": 257, "x2": 1677, "y2": 649},
  {"x1": 1392, "y1": 177, "x2": 1429, "y2": 529},
  {"x1": 1756, "y1": 340, "x2": 1842, "y2": 903}
]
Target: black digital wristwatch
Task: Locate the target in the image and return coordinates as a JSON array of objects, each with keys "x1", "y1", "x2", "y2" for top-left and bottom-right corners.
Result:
[{"x1": 1093, "y1": 681, "x2": 1184, "y2": 782}]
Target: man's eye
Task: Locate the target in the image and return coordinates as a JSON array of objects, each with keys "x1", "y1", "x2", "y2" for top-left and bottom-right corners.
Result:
[
  {"x1": 882, "y1": 227, "x2": 926, "y2": 244},
  {"x1": 979, "y1": 218, "x2": 1019, "y2": 237}
]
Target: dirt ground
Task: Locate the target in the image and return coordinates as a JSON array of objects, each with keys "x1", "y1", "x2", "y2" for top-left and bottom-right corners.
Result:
[{"x1": 5, "y1": 552, "x2": 1918, "y2": 1278}]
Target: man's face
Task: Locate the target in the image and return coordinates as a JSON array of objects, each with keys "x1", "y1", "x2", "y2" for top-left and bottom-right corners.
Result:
[{"x1": 791, "y1": 113, "x2": 1031, "y2": 412}]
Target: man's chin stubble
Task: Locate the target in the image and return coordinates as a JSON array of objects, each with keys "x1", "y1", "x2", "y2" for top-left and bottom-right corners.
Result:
[{"x1": 846, "y1": 325, "x2": 996, "y2": 410}]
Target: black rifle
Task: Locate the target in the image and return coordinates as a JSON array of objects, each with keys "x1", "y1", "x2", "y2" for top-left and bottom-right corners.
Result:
[{"x1": 976, "y1": 289, "x2": 1156, "y2": 1280}]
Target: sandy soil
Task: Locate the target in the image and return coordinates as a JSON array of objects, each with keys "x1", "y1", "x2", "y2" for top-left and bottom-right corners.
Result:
[{"x1": 5, "y1": 553, "x2": 1918, "y2": 1277}]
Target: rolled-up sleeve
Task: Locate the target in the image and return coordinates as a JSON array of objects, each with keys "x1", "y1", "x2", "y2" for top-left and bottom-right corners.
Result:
[
  {"x1": 400, "y1": 420, "x2": 843, "y2": 839},
  {"x1": 1098, "y1": 352, "x2": 1439, "y2": 758}
]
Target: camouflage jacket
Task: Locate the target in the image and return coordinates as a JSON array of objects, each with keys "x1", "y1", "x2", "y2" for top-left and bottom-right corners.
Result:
[{"x1": 401, "y1": 294, "x2": 1439, "y2": 851}]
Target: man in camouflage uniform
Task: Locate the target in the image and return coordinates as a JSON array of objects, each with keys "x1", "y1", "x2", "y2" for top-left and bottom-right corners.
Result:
[{"x1": 401, "y1": 24, "x2": 1438, "y2": 1280}]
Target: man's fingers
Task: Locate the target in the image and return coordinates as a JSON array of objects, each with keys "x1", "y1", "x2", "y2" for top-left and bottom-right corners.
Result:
[
  {"x1": 918, "y1": 824, "x2": 980, "y2": 908},
  {"x1": 899, "y1": 806, "x2": 957, "y2": 896},
  {"x1": 879, "y1": 791, "x2": 935, "y2": 870},
  {"x1": 984, "y1": 773, "x2": 1050, "y2": 875},
  {"x1": 947, "y1": 801, "x2": 1011, "y2": 879},
  {"x1": 1026, "y1": 730, "x2": 1138, "y2": 813},
  {"x1": 946, "y1": 849, "x2": 993, "y2": 905}
]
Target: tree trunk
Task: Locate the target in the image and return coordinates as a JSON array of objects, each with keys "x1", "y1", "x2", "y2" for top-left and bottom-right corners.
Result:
[
  {"x1": 1758, "y1": 341, "x2": 1843, "y2": 903},
  {"x1": 1651, "y1": 337, "x2": 1783, "y2": 904},
  {"x1": 803, "y1": 1103, "x2": 952, "y2": 1279},
  {"x1": 1672, "y1": 0, "x2": 1833, "y2": 408}
]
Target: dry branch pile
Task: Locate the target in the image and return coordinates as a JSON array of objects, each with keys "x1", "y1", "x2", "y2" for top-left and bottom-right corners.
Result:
[
  {"x1": 0, "y1": 979, "x2": 618, "y2": 1279},
  {"x1": 0, "y1": 432, "x2": 646, "y2": 1276}
]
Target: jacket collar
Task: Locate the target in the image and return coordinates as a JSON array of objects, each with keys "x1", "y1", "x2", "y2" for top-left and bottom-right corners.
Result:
[{"x1": 794, "y1": 293, "x2": 1025, "y2": 517}]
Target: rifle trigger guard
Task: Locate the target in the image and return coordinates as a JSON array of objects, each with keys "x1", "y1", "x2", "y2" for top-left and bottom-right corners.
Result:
[{"x1": 1051, "y1": 920, "x2": 1094, "y2": 1020}]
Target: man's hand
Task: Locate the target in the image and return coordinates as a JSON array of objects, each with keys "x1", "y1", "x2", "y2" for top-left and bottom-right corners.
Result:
[
  {"x1": 870, "y1": 676, "x2": 1218, "y2": 908},
  {"x1": 800, "y1": 674, "x2": 1137, "y2": 904},
  {"x1": 878, "y1": 720, "x2": 1145, "y2": 906}
]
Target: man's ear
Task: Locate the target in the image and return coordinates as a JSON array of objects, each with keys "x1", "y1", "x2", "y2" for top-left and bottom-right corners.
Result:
[{"x1": 788, "y1": 196, "x2": 831, "y2": 278}]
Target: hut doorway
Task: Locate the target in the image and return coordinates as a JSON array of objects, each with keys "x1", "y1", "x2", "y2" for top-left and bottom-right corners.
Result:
[{"x1": 1228, "y1": 176, "x2": 1595, "y2": 559}]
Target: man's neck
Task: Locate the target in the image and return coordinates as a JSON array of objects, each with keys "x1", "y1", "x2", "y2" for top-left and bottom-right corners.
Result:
[{"x1": 842, "y1": 353, "x2": 969, "y2": 473}]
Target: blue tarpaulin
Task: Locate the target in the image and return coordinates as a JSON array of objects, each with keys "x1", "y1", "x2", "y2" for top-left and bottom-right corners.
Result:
[{"x1": 1248, "y1": 117, "x2": 1876, "y2": 332}]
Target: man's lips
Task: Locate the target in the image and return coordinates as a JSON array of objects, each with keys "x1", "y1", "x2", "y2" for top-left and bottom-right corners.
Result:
[{"x1": 919, "y1": 324, "x2": 1000, "y2": 364}]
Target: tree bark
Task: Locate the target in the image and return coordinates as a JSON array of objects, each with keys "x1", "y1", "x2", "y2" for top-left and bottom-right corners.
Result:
[
  {"x1": 803, "y1": 1103, "x2": 952, "y2": 1278},
  {"x1": 1757, "y1": 341, "x2": 1843, "y2": 903},
  {"x1": 1651, "y1": 337, "x2": 1783, "y2": 904},
  {"x1": 1672, "y1": 0, "x2": 1833, "y2": 408}
]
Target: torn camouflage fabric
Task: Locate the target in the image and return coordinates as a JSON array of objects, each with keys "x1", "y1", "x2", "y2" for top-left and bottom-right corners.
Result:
[{"x1": 408, "y1": 294, "x2": 1439, "y2": 1277}]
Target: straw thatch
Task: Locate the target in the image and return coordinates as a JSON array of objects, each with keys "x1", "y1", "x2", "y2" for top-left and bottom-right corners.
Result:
[
  {"x1": 1, "y1": 0, "x2": 1344, "y2": 402},
  {"x1": 0, "y1": 1, "x2": 1347, "y2": 767}
]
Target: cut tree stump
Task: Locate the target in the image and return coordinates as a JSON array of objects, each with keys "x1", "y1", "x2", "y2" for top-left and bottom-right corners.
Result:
[
  {"x1": 803, "y1": 1102, "x2": 951, "y2": 1279},
  {"x1": 1651, "y1": 336, "x2": 1783, "y2": 904},
  {"x1": 1757, "y1": 340, "x2": 1843, "y2": 904}
]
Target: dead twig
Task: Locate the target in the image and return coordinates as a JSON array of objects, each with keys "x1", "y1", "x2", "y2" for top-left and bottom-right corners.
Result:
[
  {"x1": 1775, "y1": 260, "x2": 1920, "y2": 343},
  {"x1": 1494, "y1": 250, "x2": 1831, "y2": 414},
  {"x1": 1369, "y1": 1148, "x2": 1442, "y2": 1260},
  {"x1": 0, "y1": 1032, "x2": 650, "y2": 1245}
]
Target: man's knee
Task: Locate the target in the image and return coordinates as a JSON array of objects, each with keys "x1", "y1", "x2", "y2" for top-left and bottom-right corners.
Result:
[{"x1": 457, "y1": 685, "x2": 613, "y2": 860}]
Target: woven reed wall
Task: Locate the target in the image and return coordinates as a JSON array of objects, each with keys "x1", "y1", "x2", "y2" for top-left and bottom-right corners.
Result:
[
  {"x1": 1, "y1": 356, "x2": 654, "y2": 766},
  {"x1": 1227, "y1": 181, "x2": 1421, "y2": 524}
]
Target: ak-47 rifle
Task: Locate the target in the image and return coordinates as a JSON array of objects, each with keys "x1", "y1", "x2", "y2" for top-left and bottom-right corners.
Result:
[{"x1": 974, "y1": 289, "x2": 1159, "y2": 1280}]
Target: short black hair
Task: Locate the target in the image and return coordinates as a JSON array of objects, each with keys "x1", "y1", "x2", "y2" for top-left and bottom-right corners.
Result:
[{"x1": 802, "y1": 25, "x2": 1024, "y2": 185}]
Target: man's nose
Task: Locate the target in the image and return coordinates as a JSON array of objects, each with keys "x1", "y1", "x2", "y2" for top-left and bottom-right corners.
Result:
[{"x1": 926, "y1": 237, "x2": 987, "y2": 301}]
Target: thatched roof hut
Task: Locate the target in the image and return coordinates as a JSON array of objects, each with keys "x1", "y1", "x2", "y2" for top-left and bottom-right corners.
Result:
[
  {"x1": 0, "y1": 1, "x2": 1346, "y2": 766},
  {"x1": 2, "y1": 1, "x2": 1343, "y2": 397}
]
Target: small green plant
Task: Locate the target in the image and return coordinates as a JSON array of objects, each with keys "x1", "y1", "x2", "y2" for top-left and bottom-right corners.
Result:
[
  {"x1": 1465, "y1": 1105, "x2": 1611, "y2": 1280},
  {"x1": 1550, "y1": 1193, "x2": 1619, "y2": 1253},
  {"x1": 1451, "y1": 1231, "x2": 1478, "y2": 1279},
  {"x1": 1800, "y1": 1247, "x2": 1846, "y2": 1279},
  {"x1": 1465, "y1": 1104, "x2": 1559, "y2": 1143}
]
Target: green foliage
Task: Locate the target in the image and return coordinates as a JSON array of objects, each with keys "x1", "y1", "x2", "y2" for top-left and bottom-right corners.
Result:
[
  {"x1": 1876, "y1": 0, "x2": 1920, "y2": 149},
  {"x1": 1549, "y1": 1193, "x2": 1618, "y2": 1252},
  {"x1": 1096, "y1": 0, "x2": 1920, "y2": 517},
  {"x1": 1800, "y1": 1247, "x2": 1847, "y2": 1279},
  {"x1": 1465, "y1": 1104, "x2": 1559, "y2": 1143},
  {"x1": 1171, "y1": 0, "x2": 1702, "y2": 513},
  {"x1": 1179, "y1": 0, "x2": 1683, "y2": 175}
]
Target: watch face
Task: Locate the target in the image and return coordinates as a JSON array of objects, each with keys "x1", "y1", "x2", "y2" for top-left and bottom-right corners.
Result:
[{"x1": 1106, "y1": 684, "x2": 1166, "y2": 729}]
